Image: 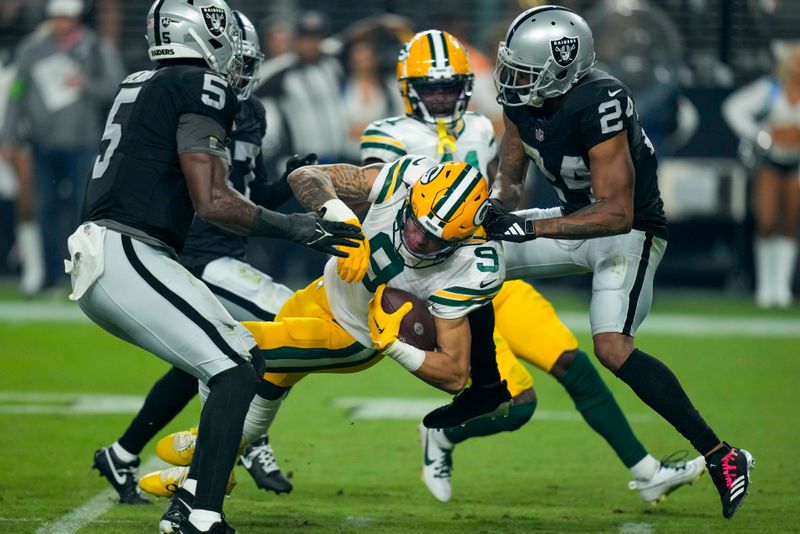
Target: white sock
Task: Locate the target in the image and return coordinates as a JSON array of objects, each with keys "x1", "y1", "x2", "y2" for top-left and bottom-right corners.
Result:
[
  {"x1": 111, "y1": 441, "x2": 137, "y2": 463},
  {"x1": 431, "y1": 428, "x2": 453, "y2": 450},
  {"x1": 754, "y1": 238, "x2": 772, "y2": 307},
  {"x1": 182, "y1": 478, "x2": 197, "y2": 495},
  {"x1": 16, "y1": 221, "x2": 44, "y2": 295},
  {"x1": 629, "y1": 454, "x2": 659, "y2": 481},
  {"x1": 774, "y1": 237, "x2": 798, "y2": 306},
  {"x1": 189, "y1": 509, "x2": 221, "y2": 531},
  {"x1": 242, "y1": 392, "x2": 286, "y2": 444}
]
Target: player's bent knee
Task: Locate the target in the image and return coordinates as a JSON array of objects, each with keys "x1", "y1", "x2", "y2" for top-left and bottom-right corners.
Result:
[
  {"x1": 208, "y1": 362, "x2": 259, "y2": 403},
  {"x1": 506, "y1": 394, "x2": 537, "y2": 431},
  {"x1": 593, "y1": 333, "x2": 633, "y2": 372},
  {"x1": 548, "y1": 349, "x2": 577, "y2": 379}
]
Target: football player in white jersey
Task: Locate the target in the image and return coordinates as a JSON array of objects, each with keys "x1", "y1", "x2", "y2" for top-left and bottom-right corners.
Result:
[
  {"x1": 361, "y1": 30, "x2": 704, "y2": 504},
  {"x1": 141, "y1": 156, "x2": 515, "y2": 496}
]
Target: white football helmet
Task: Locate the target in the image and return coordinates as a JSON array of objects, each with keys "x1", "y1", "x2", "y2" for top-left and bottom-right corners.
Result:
[
  {"x1": 146, "y1": 0, "x2": 242, "y2": 82},
  {"x1": 494, "y1": 5, "x2": 596, "y2": 107},
  {"x1": 232, "y1": 10, "x2": 264, "y2": 100}
]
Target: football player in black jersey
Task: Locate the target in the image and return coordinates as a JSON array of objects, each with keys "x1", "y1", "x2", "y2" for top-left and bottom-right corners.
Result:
[
  {"x1": 91, "y1": 11, "x2": 297, "y2": 508},
  {"x1": 483, "y1": 5, "x2": 754, "y2": 520},
  {"x1": 68, "y1": 1, "x2": 363, "y2": 533}
]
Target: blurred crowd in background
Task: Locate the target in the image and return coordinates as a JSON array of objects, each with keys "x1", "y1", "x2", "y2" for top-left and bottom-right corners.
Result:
[{"x1": 0, "y1": 0, "x2": 799, "y2": 307}]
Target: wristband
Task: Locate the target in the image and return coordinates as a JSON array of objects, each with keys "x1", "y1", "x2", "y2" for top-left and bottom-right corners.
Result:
[
  {"x1": 321, "y1": 198, "x2": 357, "y2": 222},
  {"x1": 383, "y1": 340, "x2": 426, "y2": 372}
]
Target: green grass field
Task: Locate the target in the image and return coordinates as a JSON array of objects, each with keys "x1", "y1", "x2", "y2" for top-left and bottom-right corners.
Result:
[{"x1": 1, "y1": 289, "x2": 799, "y2": 533}]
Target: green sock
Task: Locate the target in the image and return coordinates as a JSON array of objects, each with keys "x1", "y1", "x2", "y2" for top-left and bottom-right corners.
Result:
[
  {"x1": 558, "y1": 350, "x2": 647, "y2": 468},
  {"x1": 443, "y1": 397, "x2": 536, "y2": 445}
]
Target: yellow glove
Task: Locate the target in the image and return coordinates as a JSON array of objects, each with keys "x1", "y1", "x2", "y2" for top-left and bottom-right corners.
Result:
[
  {"x1": 321, "y1": 198, "x2": 370, "y2": 283},
  {"x1": 368, "y1": 284, "x2": 413, "y2": 351},
  {"x1": 336, "y1": 218, "x2": 370, "y2": 283}
]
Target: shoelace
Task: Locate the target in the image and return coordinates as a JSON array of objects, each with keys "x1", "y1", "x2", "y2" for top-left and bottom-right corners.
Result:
[
  {"x1": 433, "y1": 450, "x2": 453, "y2": 479},
  {"x1": 248, "y1": 444, "x2": 280, "y2": 474},
  {"x1": 721, "y1": 449, "x2": 739, "y2": 489},
  {"x1": 659, "y1": 450, "x2": 689, "y2": 471},
  {"x1": 176, "y1": 431, "x2": 197, "y2": 453}
]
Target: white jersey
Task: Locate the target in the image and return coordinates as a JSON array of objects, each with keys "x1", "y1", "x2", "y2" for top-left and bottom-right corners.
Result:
[
  {"x1": 360, "y1": 112, "x2": 497, "y2": 175},
  {"x1": 324, "y1": 155, "x2": 505, "y2": 348}
]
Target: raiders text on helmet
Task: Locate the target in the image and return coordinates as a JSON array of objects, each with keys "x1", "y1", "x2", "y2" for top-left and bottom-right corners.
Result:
[
  {"x1": 494, "y1": 5, "x2": 596, "y2": 107},
  {"x1": 146, "y1": 0, "x2": 242, "y2": 82},
  {"x1": 397, "y1": 30, "x2": 474, "y2": 127}
]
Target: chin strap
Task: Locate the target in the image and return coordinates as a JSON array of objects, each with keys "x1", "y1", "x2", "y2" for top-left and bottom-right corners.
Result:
[{"x1": 436, "y1": 120, "x2": 457, "y2": 159}]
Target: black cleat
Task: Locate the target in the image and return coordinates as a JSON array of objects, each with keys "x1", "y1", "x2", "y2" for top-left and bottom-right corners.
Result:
[
  {"x1": 175, "y1": 519, "x2": 236, "y2": 534},
  {"x1": 707, "y1": 443, "x2": 754, "y2": 519},
  {"x1": 240, "y1": 436, "x2": 293, "y2": 494},
  {"x1": 423, "y1": 380, "x2": 512, "y2": 429},
  {"x1": 92, "y1": 447, "x2": 151, "y2": 505},
  {"x1": 159, "y1": 487, "x2": 193, "y2": 533}
]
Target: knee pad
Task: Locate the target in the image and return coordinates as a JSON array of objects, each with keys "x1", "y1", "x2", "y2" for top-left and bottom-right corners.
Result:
[
  {"x1": 208, "y1": 362, "x2": 258, "y2": 404},
  {"x1": 506, "y1": 397, "x2": 537, "y2": 431}
]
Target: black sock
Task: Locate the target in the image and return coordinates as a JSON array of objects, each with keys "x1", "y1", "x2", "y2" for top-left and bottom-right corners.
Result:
[
  {"x1": 467, "y1": 304, "x2": 502, "y2": 386},
  {"x1": 189, "y1": 363, "x2": 257, "y2": 512},
  {"x1": 615, "y1": 348, "x2": 720, "y2": 455},
  {"x1": 118, "y1": 366, "x2": 197, "y2": 455}
]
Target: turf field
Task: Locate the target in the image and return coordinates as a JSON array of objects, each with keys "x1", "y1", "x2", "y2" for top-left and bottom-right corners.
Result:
[{"x1": 1, "y1": 286, "x2": 798, "y2": 534}]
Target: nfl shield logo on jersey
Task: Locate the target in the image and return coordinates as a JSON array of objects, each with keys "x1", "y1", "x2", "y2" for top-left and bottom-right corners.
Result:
[
  {"x1": 535, "y1": 128, "x2": 545, "y2": 142},
  {"x1": 201, "y1": 6, "x2": 227, "y2": 37},
  {"x1": 550, "y1": 36, "x2": 579, "y2": 67}
]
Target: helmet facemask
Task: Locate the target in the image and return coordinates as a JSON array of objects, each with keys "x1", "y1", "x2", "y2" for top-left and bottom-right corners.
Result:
[
  {"x1": 494, "y1": 43, "x2": 562, "y2": 107},
  {"x1": 403, "y1": 74, "x2": 473, "y2": 127},
  {"x1": 393, "y1": 200, "x2": 463, "y2": 268}
]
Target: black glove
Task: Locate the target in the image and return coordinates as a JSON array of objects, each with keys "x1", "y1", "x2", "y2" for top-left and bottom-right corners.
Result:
[
  {"x1": 482, "y1": 198, "x2": 537, "y2": 242},
  {"x1": 281, "y1": 153, "x2": 319, "y2": 180},
  {"x1": 290, "y1": 212, "x2": 363, "y2": 258}
]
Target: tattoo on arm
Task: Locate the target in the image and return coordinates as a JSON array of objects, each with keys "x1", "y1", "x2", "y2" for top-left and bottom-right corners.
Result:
[
  {"x1": 288, "y1": 164, "x2": 376, "y2": 211},
  {"x1": 534, "y1": 200, "x2": 630, "y2": 239},
  {"x1": 492, "y1": 119, "x2": 528, "y2": 209}
]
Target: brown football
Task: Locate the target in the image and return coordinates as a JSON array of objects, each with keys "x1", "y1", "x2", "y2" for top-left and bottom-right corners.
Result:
[{"x1": 380, "y1": 287, "x2": 437, "y2": 351}]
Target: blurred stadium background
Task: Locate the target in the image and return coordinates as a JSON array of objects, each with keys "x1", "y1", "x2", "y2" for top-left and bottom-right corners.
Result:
[{"x1": 0, "y1": 0, "x2": 799, "y2": 292}]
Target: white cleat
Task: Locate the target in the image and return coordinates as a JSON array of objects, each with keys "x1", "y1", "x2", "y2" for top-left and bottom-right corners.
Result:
[
  {"x1": 629, "y1": 453, "x2": 706, "y2": 503},
  {"x1": 419, "y1": 423, "x2": 453, "y2": 502}
]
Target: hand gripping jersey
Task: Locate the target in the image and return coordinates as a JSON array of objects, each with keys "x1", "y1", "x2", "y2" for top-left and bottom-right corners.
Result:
[
  {"x1": 180, "y1": 95, "x2": 266, "y2": 267},
  {"x1": 503, "y1": 68, "x2": 668, "y2": 239},
  {"x1": 361, "y1": 112, "x2": 497, "y2": 176},
  {"x1": 324, "y1": 155, "x2": 505, "y2": 348},
  {"x1": 83, "y1": 65, "x2": 239, "y2": 252}
]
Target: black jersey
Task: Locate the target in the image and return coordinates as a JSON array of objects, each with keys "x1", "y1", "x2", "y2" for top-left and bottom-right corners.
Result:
[
  {"x1": 179, "y1": 96, "x2": 267, "y2": 268},
  {"x1": 504, "y1": 69, "x2": 668, "y2": 238},
  {"x1": 83, "y1": 65, "x2": 239, "y2": 251}
]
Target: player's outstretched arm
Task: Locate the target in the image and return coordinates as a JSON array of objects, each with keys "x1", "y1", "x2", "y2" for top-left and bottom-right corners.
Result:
[
  {"x1": 181, "y1": 152, "x2": 362, "y2": 257},
  {"x1": 534, "y1": 131, "x2": 634, "y2": 239},
  {"x1": 491, "y1": 114, "x2": 529, "y2": 210},
  {"x1": 286, "y1": 163, "x2": 385, "y2": 212}
]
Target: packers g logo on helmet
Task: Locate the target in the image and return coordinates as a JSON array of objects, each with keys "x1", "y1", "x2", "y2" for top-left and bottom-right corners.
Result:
[
  {"x1": 397, "y1": 30, "x2": 474, "y2": 126},
  {"x1": 395, "y1": 161, "x2": 489, "y2": 266}
]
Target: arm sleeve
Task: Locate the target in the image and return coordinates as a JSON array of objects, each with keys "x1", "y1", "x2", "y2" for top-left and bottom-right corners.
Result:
[
  {"x1": 176, "y1": 113, "x2": 229, "y2": 159},
  {"x1": 722, "y1": 78, "x2": 771, "y2": 141}
]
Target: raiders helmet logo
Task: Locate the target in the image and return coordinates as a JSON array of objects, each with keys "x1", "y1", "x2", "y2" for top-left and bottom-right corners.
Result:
[
  {"x1": 201, "y1": 5, "x2": 227, "y2": 37},
  {"x1": 550, "y1": 36, "x2": 579, "y2": 67}
]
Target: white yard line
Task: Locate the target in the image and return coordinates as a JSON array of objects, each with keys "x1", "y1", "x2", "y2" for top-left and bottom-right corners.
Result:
[
  {"x1": 34, "y1": 456, "x2": 164, "y2": 534},
  {"x1": 1, "y1": 302, "x2": 798, "y2": 337}
]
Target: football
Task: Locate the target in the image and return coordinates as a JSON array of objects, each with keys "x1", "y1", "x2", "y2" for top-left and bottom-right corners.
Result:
[{"x1": 380, "y1": 287, "x2": 437, "y2": 351}]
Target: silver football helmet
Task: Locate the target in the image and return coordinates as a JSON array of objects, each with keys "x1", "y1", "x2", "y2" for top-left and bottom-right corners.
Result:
[
  {"x1": 494, "y1": 5, "x2": 596, "y2": 107},
  {"x1": 146, "y1": 0, "x2": 242, "y2": 82},
  {"x1": 232, "y1": 11, "x2": 264, "y2": 100}
]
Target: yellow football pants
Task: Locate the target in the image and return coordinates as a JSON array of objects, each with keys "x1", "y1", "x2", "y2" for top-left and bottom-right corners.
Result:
[
  {"x1": 242, "y1": 278, "x2": 381, "y2": 388},
  {"x1": 492, "y1": 280, "x2": 579, "y2": 397}
]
